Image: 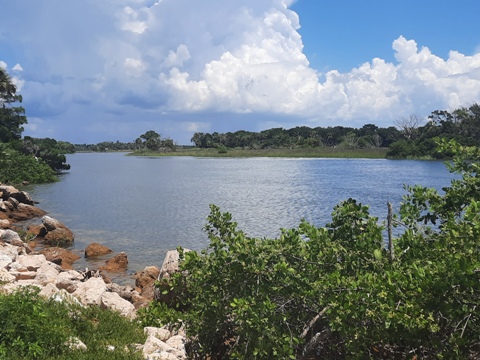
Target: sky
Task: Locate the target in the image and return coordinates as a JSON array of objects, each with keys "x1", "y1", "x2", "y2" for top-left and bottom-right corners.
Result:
[{"x1": 1, "y1": 0, "x2": 479, "y2": 145}]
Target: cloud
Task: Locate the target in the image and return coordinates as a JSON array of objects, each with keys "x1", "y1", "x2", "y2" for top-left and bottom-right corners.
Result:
[{"x1": 1, "y1": 1, "x2": 480, "y2": 143}]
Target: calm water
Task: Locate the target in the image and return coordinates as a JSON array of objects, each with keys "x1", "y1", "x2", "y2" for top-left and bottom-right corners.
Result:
[{"x1": 26, "y1": 153, "x2": 455, "y2": 279}]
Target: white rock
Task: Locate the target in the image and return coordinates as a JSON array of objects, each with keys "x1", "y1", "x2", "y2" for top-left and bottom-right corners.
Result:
[
  {"x1": 0, "y1": 254, "x2": 13, "y2": 269},
  {"x1": 0, "y1": 219, "x2": 10, "y2": 228},
  {"x1": 39, "y1": 282, "x2": 59, "y2": 298},
  {"x1": 34, "y1": 262, "x2": 61, "y2": 286},
  {"x1": 18, "y1": 254, "x2": 47, "y2": 271},
  {"x1": 65, "y1": 337, "x2": 87, "y2": 351},
  {"x1": 72, "y1": 277, "x2": 107, "y2": 306},
  {"x1": 100, "y1": 291, "x2": 136, "y2": 319},
  {"x1": 10, "y1": 270, "x2": 37, "y2": 280},
  {"x1": 166, "y1": 335, "x2": 185, "y2": 353},
  {"x1": 56, "y1": 270, "x2": 82, "y2": 293},
  {"x1": 0, "y1": 268, "x2": 16, "y2": 283},
  {"x1": 8, "y1": 261, "x2": 27, "y2": 272},
  {"x1": 0, "y1": 229, "x2": 21, "y2": 243},
  {"x1": 0, "y1": 243, "x2": 19, "y2": 260},
  {"x1": 143, "y1": 336, "x2": 185, "y2": 359},
  {"x1": 144, "y1": 327, "x2": 171, "y2": 342}
]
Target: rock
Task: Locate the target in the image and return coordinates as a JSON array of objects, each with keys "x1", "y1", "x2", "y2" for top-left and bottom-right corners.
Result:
[
  {"x1": 0, "y1": 185, "x2": 18, "y2": 200},
  {"x1": 39, "y1": 282, "x2": 59, "y2": 298},
  {"x1": 143, "y1": 335, "x2": 186, "y2": 359},
  {"x1": 144, "y1": 327, "x2": 171, "y2": 342},
  {"x1": 0, "y1": 200, "x2": 7, "y2": 212},
  {"x1": 10, "y1": 203, "x2": 47, "y2": 221},
  {"x1": 73, "y1": 277, "x2": 107, "y2": 306},
  {"x1": 85, "y1": 242, "x2": 113, "y2": 258},
  {"x1": 154, "y1": 249, "x2": 190, "y2": 305},
  {"x1": 56, "y1": 270, "x2": 83, "y2": 293},
  {"x1": 0, "y1": 268, "x2": 16, "y2": 283},
  {"x1": 100, "y1": 252, "x2": 128, "y2": 272},
  {"x1": 65, "y1": 337, "x2": 87, "y2": 351},
  {"x1": 41, "y1": 216, "x2": 74, "y2": 245},
  {"x1": 34, "y1": 262, "x2": 61, "y2": 286},
  {"x1": 166, "y1": 335, "x2": 186, "y2": 353},
  {"x1": 100, "y1": 291, "x2": 136, "y2": 319},
  {"x1": 41, "y1": 247, "x2": 80, "y2": 270},
  {"x1": 0, "y1": 243, "x2": 22, "y2": 260},
  {"x1": 17, "y1": 254, "x2": 47, "y2": 271},
  {"x1": 9, "y1": 191, "x2": 35, "y2": 205},
  {"x1": 134, "y1": 266, "x2": 160, "y2": 300},
  {"x1": 0, "y1": 254, "x2": 13, "y2": 269},
  {"x1": 0, "y1": 229, "x2": 21, "y2": 244},
  {"x1": 0, "y1": 219, "x2": 11, "y2": 229},
  {"x1": 27, "y1": 224, "x2": 47, "y2": 238}
]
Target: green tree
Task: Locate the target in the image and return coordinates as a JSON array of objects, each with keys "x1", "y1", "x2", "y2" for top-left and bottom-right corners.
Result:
[
  {"x1": 0, "y1": 68, "x2": 27, "y2": 143},
  {"x1": 140, "y1": 130, "x2": 161, "y2": 151}
]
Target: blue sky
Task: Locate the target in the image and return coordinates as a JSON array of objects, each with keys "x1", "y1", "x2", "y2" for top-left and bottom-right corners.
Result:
[{"x1": 1, "y1": 0, "x2": 479, "y2": 145}]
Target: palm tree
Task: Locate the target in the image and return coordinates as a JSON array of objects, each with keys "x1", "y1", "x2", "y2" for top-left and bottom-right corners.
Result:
[{"x1": 0, "y1": 68, "x2": 17, "y2": 105}]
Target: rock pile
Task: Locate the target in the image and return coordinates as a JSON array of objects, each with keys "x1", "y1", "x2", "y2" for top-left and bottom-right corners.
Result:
[{"x1": 0, "y1": 240, "x2": 187, "y2": 359}]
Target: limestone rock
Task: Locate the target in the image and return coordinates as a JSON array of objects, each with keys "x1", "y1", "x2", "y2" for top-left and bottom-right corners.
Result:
[
  {"x1": 85, "y1": 242, "x2": 113, "y2": 258},
  {"x1": 0, "y1": 229, "x2": 21, "y2": 244},
  {"x1": 34, "y1": 262, "x2": 61, "y2": 286},
  {"x1": 41, "y1": 216, "x2": 74, "y2": 245},
  {"x1": 100, "y1": 252, "x2": 128, "y2": 272},
  {"x1": 10, "y1": 203, "x2": 47, "y2": 221},
  {"x1": 17, "y1": 254, "x2": 47, "y2": 271},
  {"x1": 73, "y1": 277, "x2": 107, "y2": 306},
  {"x1": 0, "y1": 219, "x2": 10, "y2": 229},
  {"x1": 0, "y1": 268, "x2": 16, "y2": 283},
  {"x1": 144, "y1": 327, "x2": 171, "y2": 342},
  {"x1": 100, "y1": 291, "x2": 136, "y2": 319},
  {"x1": 41, "y1": 247, "x2": 80, "y2": 270},
  {"x1": 0, "y1": 254, "x2": 13, "y2": 269}
]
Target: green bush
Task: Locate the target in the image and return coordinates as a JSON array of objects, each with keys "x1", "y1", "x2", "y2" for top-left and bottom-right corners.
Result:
[
  {"x1": 0, "y1": 287, "x2": 146, "y2": 360},
  {"x1": 143, "y1": 138, "x2": 480, "y2": 359},
  {"x1": 0, "y1": 146, "x2": 57, "y2": 184}
]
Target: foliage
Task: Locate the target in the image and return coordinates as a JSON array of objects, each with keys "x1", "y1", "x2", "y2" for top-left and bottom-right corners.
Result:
[
  {"x1": 0, "y1": 144, "x2": 57, "y2": 184},
  {"x1": 0, "y1": 287, "x2": 145, "y2": 360},
  {"x1": 0, "y1": 68, "x2": 27, "y2": 143},
  {"x1": 142, "y1": 138, "x2": 480, "y2": 359},
  {"x1": 387, "y1": 103, "x2": 480, "y2": 159},
  {"x1": 22, "y1": 136, "x2": 72, "y2": 172},
  {"x1": 190, "y1": 124, "x2": 399, "y2": 150}
]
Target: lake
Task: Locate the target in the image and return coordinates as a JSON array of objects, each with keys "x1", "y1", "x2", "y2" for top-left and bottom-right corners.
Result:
[{"x1": 26, "y1": 153, "x2": 456, "y2": 280}]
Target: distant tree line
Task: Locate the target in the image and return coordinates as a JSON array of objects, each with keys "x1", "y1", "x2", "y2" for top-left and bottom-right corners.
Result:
[
  {"x1": 191, "y1": 104, "x2": 480, "y2": 159},
  {"x1": 191, "y1": 124, "x2": 401, "y2": 150},
  {"x1": 75, "y1": 130, "x2": 177, "y2": 153}
]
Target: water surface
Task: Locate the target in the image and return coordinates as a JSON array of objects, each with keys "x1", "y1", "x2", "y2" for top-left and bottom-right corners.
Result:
[{"x1": 26, "y1": 153, "x2": 455, "y2": 279}]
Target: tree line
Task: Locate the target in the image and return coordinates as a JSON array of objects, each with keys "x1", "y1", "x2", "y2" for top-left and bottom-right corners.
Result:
[{"x1": 190, "y1": 103, "x2": 480, "y2": 159}]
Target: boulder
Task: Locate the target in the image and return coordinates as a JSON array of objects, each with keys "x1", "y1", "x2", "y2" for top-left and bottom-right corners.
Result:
[
  {"x1": 154, "y1": 249, "x2": 190, "y2": 305},
  {"x1": 73, "y1": 277, "x2": 107, "y2": 306},
  {"x1": 0, "y1": 268, "x2": 16, "y2": 283},
  {"x1": 41, "y1": 216, "x2": 74, "y2": 246},
  {"x1": 85, "y1": 242, "x2": 113, "y2": 258},
  {"x1": 0, "y1": 219, "x2": 11, "y2": 229},
  {"x1": 0, "y1": 254, "x2": 13, "y2": 269},
  {"x1": 34, "y1": 262, "x2": 61, "y2": 286},
  {"x1": 17, "y1": 254, "x2": 48, "y2": 271},
  {"x1": 100, "y1": 291, "x2": 136, "y2": 319},
  {"x1": 144, "y1": 327, "x2": 171, "y2": 342},
  {"x1": 9, "y1": 191, "x2": 35, "y2": 205},
  {"x1": 41, "y1": 247, "x2": 80, "y2": 270},
  {"x1": 100, "y1": 252, "x2": 128, "y2": 272},
  {"x1": 9, "y1": 203, "x2": 46, "y2": 222},
  {"x1": 0, "y1": 200, "x2": 7, "y2": 212},
  {"x1": 134, "y1": 266, "x2": 160, "y2": 300},
  {"x1": 56, "y1": 270, "x2": 83, "y2": 293},
  {"x1": 0, "y1": 229, "x2": 21, "y2": 244},
  {"x1": 0, "y1": 185, "x2": 18, "y2": 200}
]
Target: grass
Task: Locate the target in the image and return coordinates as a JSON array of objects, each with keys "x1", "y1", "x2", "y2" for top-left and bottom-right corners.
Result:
[
  {"x1": 0, "y1": 287, "x2": 146, "y2": 360},
  {"x1": 129, "y1": 147, "x2": 389, "y2": 159}
]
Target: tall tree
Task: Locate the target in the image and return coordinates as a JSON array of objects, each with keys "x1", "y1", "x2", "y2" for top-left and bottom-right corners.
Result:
[{"x1": 0, "y1": 68, "x2": 27, "y2": 142}]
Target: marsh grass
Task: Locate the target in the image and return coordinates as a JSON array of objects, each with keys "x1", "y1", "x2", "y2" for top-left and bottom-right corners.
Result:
[{"x1": 130, "y1": 147, "x2": 389, "y2": 159}]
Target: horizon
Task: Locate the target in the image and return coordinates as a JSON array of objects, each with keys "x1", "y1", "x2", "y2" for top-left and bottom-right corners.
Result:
[{"x1": 1, "y1": 0, "x2": 479, "y2": 145}]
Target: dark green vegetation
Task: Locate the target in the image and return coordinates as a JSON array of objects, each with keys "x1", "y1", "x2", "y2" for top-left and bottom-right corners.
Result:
[
  {"x1": 0, "y1": 68, "x2": 72, "y2": 184},
  {"x1": 386, "y1": 104, "x2": 480, "y2": 159},
  {"x1": 0, "y1": 287, "x2": 145, "y2": 360},
  {"x1": 139, "y1": 139, "x2": 480, "y2": 359}
]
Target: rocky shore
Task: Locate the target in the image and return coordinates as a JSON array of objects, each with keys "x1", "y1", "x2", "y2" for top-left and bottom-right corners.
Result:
[{"x1": 0, "y1": 184, "x2": 187, "y2": 360}]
